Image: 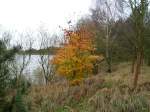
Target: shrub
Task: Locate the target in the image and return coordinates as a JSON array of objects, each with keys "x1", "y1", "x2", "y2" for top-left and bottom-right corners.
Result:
[{"x1": 51, "y1": 26, "x2": 103, "y2": 84}]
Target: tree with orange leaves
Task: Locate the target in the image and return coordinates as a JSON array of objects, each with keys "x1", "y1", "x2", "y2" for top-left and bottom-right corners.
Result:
[{"x1": 51, "y1": 25, "x2": 103, "y2": 85}]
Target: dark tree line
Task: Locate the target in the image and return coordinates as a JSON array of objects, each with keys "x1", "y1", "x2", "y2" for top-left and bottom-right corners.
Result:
[{"x1": 77, "y1": 0, "x2": 150, "y2": 88}]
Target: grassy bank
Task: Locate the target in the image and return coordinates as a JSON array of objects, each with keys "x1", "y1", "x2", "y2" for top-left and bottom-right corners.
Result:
[{"x1": 23, "y1": 62, "x2": 150, "y2": 112}]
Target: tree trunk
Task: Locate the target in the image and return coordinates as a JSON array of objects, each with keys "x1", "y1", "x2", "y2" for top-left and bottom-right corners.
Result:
[
  {"x1": 131, "y1": 59, "x2": 135, "y2": 73},
  {"x1": 133, "y1": 51, "x2": 143, "y2": 88},
  {"x1": 107, "y1": 57, "x2": 112, "y2": 73},
  {"x1": 93, "y1": 63, "x2": 98, "y2": 75},
  {"x1": 131, "y1": 48, "x2": 137, "y2": 73},
  {"x1": 106, "y1": 26, "x2": 112, "y2": 73},
  {"x1": 131, "y1": 52, "x2": 136, "y2": 73},
  {"x1": 45, "y1": 76, "x2": 48, "y2": 85},
  {"x1": 147, "y1": 56, "x2": 150, "y2": 66}
]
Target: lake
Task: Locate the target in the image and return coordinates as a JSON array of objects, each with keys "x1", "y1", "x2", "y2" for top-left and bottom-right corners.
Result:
[{"x1": 15, "y1": 55, "x2": 53, "y2": 79}]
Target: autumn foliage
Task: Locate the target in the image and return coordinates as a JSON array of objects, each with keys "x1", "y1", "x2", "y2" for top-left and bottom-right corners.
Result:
[{"x1": 51, "y1": 25, "x2": 103, "y2": 84}]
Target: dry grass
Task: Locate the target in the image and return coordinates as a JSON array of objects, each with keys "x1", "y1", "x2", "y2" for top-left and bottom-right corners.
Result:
[
  {"x1": 24, "y1": 74, "x2": 106, "y2": 112},
  {"x1": 102, "y1": 62, "x2": 150, "y2": 88},
  {"x1": 24, "y1": 62, "x2": 150, "y2": 112}
]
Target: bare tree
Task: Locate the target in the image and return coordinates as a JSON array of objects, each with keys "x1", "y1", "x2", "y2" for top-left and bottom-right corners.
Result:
[
  {"x1": 10, "y1": 31, "x2": 34, "y2": 87},
  {"x1": 38, "y1": 27, "x2": 57, "y2": 84},
  {"x1": 128, "y1": 0, "x2": 149, "y2": 88},
  {"x1": 91, "y1": 0, "x2": 124, "y2": 73}
]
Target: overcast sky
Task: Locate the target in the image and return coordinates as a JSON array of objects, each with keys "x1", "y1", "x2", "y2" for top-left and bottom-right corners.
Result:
[{"x1": 0, "y1": 0, "x2": 92, "y2": 33}]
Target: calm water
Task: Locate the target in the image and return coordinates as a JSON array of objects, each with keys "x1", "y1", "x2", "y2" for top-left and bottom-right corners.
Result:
[{"x1": 15, "y1": 55, "x2": 53, "y2": 78}]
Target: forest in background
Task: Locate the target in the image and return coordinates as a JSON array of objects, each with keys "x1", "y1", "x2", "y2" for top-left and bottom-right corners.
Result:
[{"x1": 1, "y1": 0, "x2": 150, "y2": 112}]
